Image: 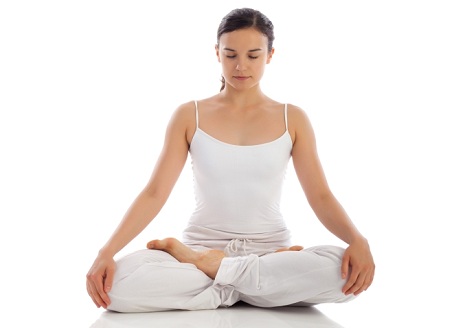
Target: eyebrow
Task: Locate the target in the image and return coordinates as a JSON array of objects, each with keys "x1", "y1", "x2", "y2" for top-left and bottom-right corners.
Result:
[{"x1": 223, "y1": 47, "x2": 263, "y2": 52}]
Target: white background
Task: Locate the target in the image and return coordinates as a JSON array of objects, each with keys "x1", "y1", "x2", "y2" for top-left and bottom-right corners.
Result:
[{"x1": 1, "y1": 0, "x2": 475, "y2": 327}]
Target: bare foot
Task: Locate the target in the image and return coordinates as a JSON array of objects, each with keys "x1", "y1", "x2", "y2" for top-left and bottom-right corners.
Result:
[
  {"x1": 147, "y1": 238, "x2": 225, "y2": 279},
  {"x1": 275, "y1": 245, "x2": 304, "y2": 253}
]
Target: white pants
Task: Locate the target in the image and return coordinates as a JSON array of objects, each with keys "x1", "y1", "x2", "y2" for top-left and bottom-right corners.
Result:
[{"x1": 108, "y1": 243, "x2": 356, "y2": 312}]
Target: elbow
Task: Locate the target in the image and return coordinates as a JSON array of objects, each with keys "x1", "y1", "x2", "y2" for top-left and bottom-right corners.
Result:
[
  {"x1": 306, "y1": 189, "x2": 333, "y2": 210},
  {"x1": 142, "y1": 183, "x2": 169, "y2": 204}
]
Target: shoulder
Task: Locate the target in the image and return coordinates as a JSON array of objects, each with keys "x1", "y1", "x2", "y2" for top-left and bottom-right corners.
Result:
[
  {"x1": 169, "y1": 95, "x2": 222, "y2": 127},
  {"x1": 163, "y1": 100, "x2": 197, "y2": 144},
  {"x1": 165, "y1": 100, "x2": 197, "y2": 131},
  {"x1": 286, "y1": 104, "x2": 314, "y2": 141},
  {"x1": 171, "y1": 100, "x2": 196, "y2": 120},
  {"x1": 287, "y1": 103, "x2": 307, "y2": 118},
  {"x1": 286, "y1": 103, "x2": 309, "y2": 120}
]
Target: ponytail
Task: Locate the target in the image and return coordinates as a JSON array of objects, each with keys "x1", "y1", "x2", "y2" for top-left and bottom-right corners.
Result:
[{"x1": 220, "y1": 75, "x2": 225, "y2": 92}]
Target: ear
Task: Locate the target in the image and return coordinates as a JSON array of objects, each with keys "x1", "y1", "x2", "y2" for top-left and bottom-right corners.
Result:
[
  {"x1": 266, "y1": 47, "x2": 275, "y2": 64},
  {"x1": 215, "y1": 44, "x2": 221, "y2": 63}
]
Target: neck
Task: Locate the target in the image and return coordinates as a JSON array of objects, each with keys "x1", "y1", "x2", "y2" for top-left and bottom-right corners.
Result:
[{"x1": 219, "y1": 85, "x2": 268, "y2": 108}]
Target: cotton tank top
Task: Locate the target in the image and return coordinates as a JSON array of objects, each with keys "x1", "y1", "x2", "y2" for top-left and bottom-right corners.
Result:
[{"x1": 182, "y1": 101, "x2": 293, "y2": 248}]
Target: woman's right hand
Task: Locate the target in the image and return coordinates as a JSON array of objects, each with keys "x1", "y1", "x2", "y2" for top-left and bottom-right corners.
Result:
[{"x1": 86, "y1": 253, "x2": 116, "y2": 309}]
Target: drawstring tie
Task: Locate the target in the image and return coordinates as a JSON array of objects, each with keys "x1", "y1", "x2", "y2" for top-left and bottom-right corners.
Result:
[
  {"x1": 225, "y1": 238, "x2": 251, "y2": 256},
  {"x1": 224, "y1": 238, "x2": 261, "y2": 290}
]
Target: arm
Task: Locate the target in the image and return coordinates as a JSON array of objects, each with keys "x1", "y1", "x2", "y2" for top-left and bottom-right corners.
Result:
[
  {"x1": 86, "y1": 102, "x2": 195, "y2": 308},
  {"x1": 289, "y1": 105, "x2": 375, "y2": 296},
  {"x1": 99, "y1": 103, "x2": 193, "y2": 256}
]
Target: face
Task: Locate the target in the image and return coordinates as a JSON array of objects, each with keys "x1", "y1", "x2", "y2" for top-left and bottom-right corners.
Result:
[{"x1": 216, "y1": 28, "x2": 274, "y2": 91}]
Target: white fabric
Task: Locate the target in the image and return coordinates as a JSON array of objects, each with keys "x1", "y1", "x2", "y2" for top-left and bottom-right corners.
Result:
[
  {"x1": 107, "y1": 101, "x2": 356, "y2": 312},
  {"x1": 183, "y1": 225, "x2": 291, "y2": 257},
  {"x1": 108, "y1": 246, "x2": 354, "y2": 312},
  {"x1": 185, "y1": 101, "x2": 292, "y2": 235}
]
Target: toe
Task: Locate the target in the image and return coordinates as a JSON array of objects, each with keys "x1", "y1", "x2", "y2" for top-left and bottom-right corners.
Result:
[
  {"x1": 289, "y1": 245, "x2": 304, "y2": 251},
  {"x1": 147, "y1": 239, "x2": 162, "y2": 249}
]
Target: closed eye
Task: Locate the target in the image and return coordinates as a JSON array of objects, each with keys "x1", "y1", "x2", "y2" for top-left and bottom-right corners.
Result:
[{"x1": 225, "y1": 55, "x2": 259, "y2": 59}]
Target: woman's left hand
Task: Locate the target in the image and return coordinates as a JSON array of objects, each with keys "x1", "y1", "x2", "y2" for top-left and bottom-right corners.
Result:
[{"x1": 341, "y1": 238, "x2": 375, "y2": 296}]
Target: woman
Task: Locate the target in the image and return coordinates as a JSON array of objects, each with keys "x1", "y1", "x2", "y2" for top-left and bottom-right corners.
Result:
[{"x1": 86, "y1": 7, "x2": 375, "y2": 312}]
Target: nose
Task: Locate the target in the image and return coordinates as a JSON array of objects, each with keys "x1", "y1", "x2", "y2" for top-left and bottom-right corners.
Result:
[{"x1": 235, "y1": 59, "x2": 247, "y2": 71}]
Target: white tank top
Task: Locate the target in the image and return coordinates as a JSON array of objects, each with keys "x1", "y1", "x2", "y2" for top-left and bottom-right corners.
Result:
[{"x1": 182, "y1": 101, "x2": 293, "y2": 248}]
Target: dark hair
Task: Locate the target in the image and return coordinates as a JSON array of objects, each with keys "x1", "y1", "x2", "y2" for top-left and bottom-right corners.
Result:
[{"x1": 217, "y1": 8, "x2": 275, "y2": 91}]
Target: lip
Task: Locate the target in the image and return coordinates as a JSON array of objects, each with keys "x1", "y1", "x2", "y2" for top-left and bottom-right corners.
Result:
[{"x1": 233, "y1": 76, "x2": 250, "y2": 80}]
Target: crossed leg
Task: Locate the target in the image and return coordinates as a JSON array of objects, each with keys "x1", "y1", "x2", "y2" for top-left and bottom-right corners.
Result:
[
  {"x1": 147, "y1": 238, "x2": 303, "y2": 279},
  {"x1": 109, "y1": 238, "x2": 352, "y2": 311}
]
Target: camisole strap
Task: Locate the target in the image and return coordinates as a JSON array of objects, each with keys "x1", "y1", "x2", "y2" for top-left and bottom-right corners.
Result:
[
  {"x1": 284, "y1": 103, "x2": 288, "y2": 131},
  {"x1": 194, "y1": 100, "x2": 199, "y2": 129}
]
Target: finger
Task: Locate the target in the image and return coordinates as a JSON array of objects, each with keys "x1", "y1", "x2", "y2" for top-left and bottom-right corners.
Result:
[
  {"x1": 103, "y1": 266, "x2": 115, "y2": 299},
  {"x1": 369, "y1": 267, "x2": 375, "y2": 287},
  {"x1": 341, "y1": 253, "x2": 350, "y2": 280},
  {"x1": 342, "y1": 265, "x2": 359, "y2": 295},
  {"x1": 363, "y1": 267, "x2": 375, "y2": 291},
  {"x1": 86, "y1": 282, "x2": 101, "y2": 308},
  {"x1": 351, "y1": 263, "x2": 376, "y2": 295},
  {"x1": 96, "y1": 274, "x2": 112, "y2": 307},
  {"x1": 347, "y1": 273, "x2": 367, "y2": 295},
  {"x1": 342, "y1": 275, "x2": 356, "y2": 295},
  {"x1": 87, "y1": 279, "x2": 107, "y2": 308},
  {"x1": 90, "y1": 273, "x2": 110, "y2": 308},
  {"x1": 354, "y1": 273, "x2": 373, "y2": 295},
  {"x1": 87, "y1": 272, "x2": 107, "y2": 308},
  {"x1": 93, "y1": 283, "x2": 108, "y2": 308}
]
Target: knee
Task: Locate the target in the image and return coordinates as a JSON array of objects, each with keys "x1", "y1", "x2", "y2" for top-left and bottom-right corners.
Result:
[
  {"x1": 108, "y1": 258, "x2": 215, "y2": 312},
  {"x1": 107, "y1": 290, "x2": 135, "y2": 313},
  {"x1": 106, "y1": 270, "x2": 168, "y2": 312},
  {"x1": 303, "y1": 245, "x2": 358, "y2": 304},
  {"x1": 304, "y1": 245, "x2": 346, "y2": 261},
  {"x1": 105, "y1": 250, "x2": 172, "y2": 312},
  {"x1": 106, "y1": 271, "x2": 147, "y2": 312}
]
